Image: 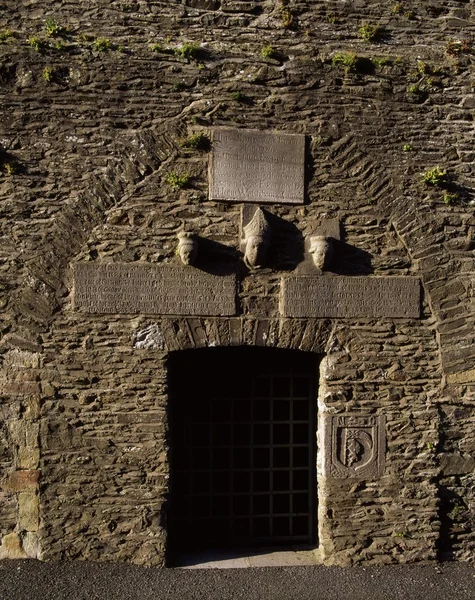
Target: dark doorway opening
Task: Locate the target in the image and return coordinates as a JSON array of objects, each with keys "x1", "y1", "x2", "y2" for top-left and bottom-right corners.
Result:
[{"x1": 167, "y1": 346, "x2": 318, "y2": 560}]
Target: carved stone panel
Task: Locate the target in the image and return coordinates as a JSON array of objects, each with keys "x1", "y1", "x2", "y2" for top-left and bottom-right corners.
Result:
[
  {"x1": 209, "y1": 128, "x2": 305, "y2": 204},
  {"x1": 73, "y1": 263, "x2": 236, "y2": 316},
  {"x1": 280, "y1": 276, "x2": 421, "y2": 318},
  {"x1": 323, "y1": 413, "x2": 385, "y2": 479}
]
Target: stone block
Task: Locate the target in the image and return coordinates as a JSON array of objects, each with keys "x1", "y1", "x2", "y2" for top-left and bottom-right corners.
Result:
[
  {"x1": 0, "y1": 532, "x2": 27, "y2": 559},
  {"x1": 280, "y1": 276, "x2": 421, "y2": 318},
  {"x1": 439, "y1": 453, "x2": 475, "y2": 476},
  {"x1": 2, "y1": 470, "x2": 40, "y2": 492},
  {"x1": 209, "y1": 128, "x2": 305, "y2": 204},
  {"x1": 322, "y1": 413, "x2": 386, "y2": 479},
  {"x1": 73, "y1": 263, "x2": 237, "y2": 316},
  {"x1": 18, "y1": 491, "x2": 39, "y2": 532},
  {"x1": 22, "y1": 531, "x2": 39, "y2": 558},
  {"x1": 447, "y1": 369, "x2": 475, "y2": 384}
]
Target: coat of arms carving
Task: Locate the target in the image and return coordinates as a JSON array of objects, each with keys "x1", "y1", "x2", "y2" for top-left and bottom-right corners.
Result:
[{"x1": 323, "y1": 413, "x2": 385, "y2": 479}]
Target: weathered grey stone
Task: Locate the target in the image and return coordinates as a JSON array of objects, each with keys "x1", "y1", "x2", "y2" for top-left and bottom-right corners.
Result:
[
  {"x1": 73, "y1": 264, "x2": 237, "y2": 316},
  {"x1": 439, "y1": 453, "x2": 475, "y2": 476},
  {"x1": 133, "y1": 323, "x2": 165, "y2": 350},
  {"x1": 280, "y1": 277, "x2": 421, "y2": 318},
  {"x1": 323, "y1": 413, "x2": 386, "y2": 479},
  {"x1": 209, "y1": 128, "x2": 305, "y2": 204},
  {"x1": 22, "y1": 532, "x2": 39, "y2": 559}
]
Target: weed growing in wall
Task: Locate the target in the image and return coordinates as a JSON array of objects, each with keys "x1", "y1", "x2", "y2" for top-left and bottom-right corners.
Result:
[
  {"x1": 181, "y1": 132, "x2": 210, "y2": 151},
  {"x1": 443, "y1": 192, "x2": 459, "y2": 206},
  {"x1": 0, "y1": 30, "x2": 15, "y2": 43},
  {"x1": 174, "y1": 43, "x2": 201, "y2": 60},
  {"x1": 332, "y1": 52, "x2": 359, "y2": 73},
  {"x1": 0, "y1": 147, "x2": 19, "y2": 176},
  {"x1": 422, "y1": 166, "x2": 449, "y2": 187},
  {"x1": 448, "y1": 500, "x2": 467, "y2": 522},
  {"x1": 44, "y1": 19, "x2": 65, "y2": 38},
  {"x1": 28, "y1": 36, "x2": 46, "y2": 51},
  {"x1": 78, "y1": 33, "x2": 94, "y2": 44},
  {"x1": 260, "y1": 45, "x2": 277, "y2": 60},
  {"x1": 372, "y1": 56, "x2": 392, "y2": 67},
  {"x1": 4, "y1": 162, "x2": 16, "y2": 175},
  {"x1": 93, "y1": 37, "x2": 112, "y2": 52},
  {"x1": 42, "y1": 66, "x2": 55, "y2": 82},
  {"x1": 358, "y1": 23, "x2": 385, "y2": 43},
  {"x1": 393, "y1": 4, "x2": 415, "y2": 19},
  {"x1": 407, "y1": 83, "x2": 427, "y2": 102},
  {"x1": 166, "y1": 172, "x2": 191, "y2": 190},
  {"x1": 279, "y1": 1, "x2": 294, "y2": 29}
]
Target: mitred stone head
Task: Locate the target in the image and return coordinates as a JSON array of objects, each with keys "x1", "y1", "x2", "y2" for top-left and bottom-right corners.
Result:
[{"x1": 177, "y1": 232, "x2": 198, "y2": 265}]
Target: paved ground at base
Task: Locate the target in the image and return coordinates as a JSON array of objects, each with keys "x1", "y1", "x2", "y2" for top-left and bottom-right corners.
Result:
[{"x1": 0, "y1": 560, "x2": 474, "y2": 600}]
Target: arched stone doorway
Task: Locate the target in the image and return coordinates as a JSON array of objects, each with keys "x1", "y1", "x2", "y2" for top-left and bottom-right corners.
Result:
[{"x1": 167, "y1": 346, "x2": 319, "y2": 560}]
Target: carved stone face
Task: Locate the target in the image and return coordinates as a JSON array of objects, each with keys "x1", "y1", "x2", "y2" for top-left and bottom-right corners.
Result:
[
  {"x1": 177, "y1": 234, "x2": 198, "y2": 265},
  {"x1": 309, "y1": 236, "x2": 332, "y2": 270},
  {"x1": 245, "y1": 236, "x2": 268, "y2": 268},
  {"x1": 179, "y1": 243, "x2": 197, "y2": 265}
]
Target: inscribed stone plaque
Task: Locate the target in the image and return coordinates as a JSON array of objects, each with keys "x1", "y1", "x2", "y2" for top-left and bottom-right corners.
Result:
[
  {"x1": 280, "y1": 276, "x2": 420, "y2": 318},
  {"x1": 209, "y1": 128, "x2": 305, "y2": 204},
  {"x1": 73, "y1": 264, "x2": 236, "y2": 316},
  {"x1": 323, "y1": 413, "x2": 385, "y2": 479}
]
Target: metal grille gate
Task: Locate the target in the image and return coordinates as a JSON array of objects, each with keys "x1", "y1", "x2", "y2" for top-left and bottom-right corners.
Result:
[{"x1": 168, "y1": 347, "x2": 317, "y2": 554}]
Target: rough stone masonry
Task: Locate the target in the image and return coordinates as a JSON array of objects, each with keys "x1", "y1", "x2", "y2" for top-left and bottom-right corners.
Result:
[{"x1": 0, "y1": 1, "x2": 474, "y2": 566}]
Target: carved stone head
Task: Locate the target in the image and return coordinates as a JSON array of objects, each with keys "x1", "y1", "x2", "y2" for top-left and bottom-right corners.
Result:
[
  {"x1": 177, "y1": 232, "x2": 198, "y2": 265},
  {"x1": 309, "y1": 235, "x2": 333, "y2": 271},
  {"x1": 242, "y1": 208, "x2": 271, "y2": 268}
]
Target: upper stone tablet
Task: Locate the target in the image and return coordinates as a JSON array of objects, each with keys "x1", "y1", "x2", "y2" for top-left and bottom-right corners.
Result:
[{"x1": 209, "y1": 128, "x2": 305, "y2": 204}]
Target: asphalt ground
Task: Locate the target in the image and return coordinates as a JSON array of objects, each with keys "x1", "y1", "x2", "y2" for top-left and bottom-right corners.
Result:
[{"x1": 0, "y1": 560, "x2": 474, "y2": 600}]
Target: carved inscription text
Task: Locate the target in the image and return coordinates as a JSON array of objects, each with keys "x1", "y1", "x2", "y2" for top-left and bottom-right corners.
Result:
[
  {"x1": 209, "y1": 128, "x2": 305, "y2": 204},
  {"x1": 281, "y1": 276, "x2": 420, "y2": 318},
  {"x1": 73, "y1": 264, "x2": 237, "y2": 316}
]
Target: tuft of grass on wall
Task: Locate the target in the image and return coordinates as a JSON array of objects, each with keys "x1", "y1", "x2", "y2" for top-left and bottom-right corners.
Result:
[
  {"x1": 181, "y1": 132, "x2": 210, "y2": 151},
  {"x1": 260, "y1": 44, "x2": 277, "y2": 60},
  {"x1": 332, "y1": 52, "x2": 359, "y2": 73},
  {"x1": 166, "y1": 171, "x2": 191, "y2": 190},
  {"x1": 358, "y1": 23, "x2": 385, "y2": 43},
  {"x1": 174, "y1": 42, "x2": 201, "y2": 60},
  {"x1": 93, "y1": 37, "x2": 112, "y2": 52}
]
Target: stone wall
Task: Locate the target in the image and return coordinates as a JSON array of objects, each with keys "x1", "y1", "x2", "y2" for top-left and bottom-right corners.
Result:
[{"x1": 1, "y1": 0, "x2": 474, "y2": 565}]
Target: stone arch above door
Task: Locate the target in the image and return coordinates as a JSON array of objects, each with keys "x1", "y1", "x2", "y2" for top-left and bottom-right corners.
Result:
[{"x1": 132, "y1": 316, "x2": 333, "y2": 356}]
